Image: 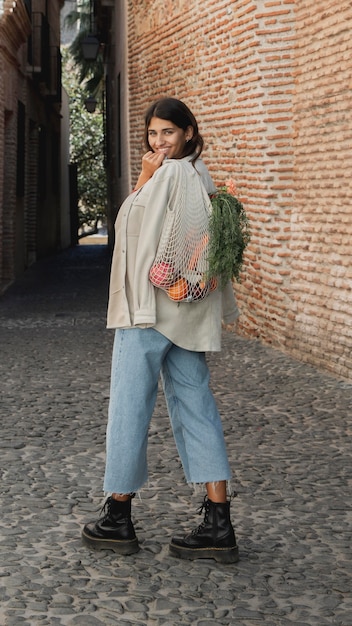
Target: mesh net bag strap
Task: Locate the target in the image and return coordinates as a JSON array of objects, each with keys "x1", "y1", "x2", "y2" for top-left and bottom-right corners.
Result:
[{"x1": 149, "y1": 160, "x2": 217, "y2": 302}]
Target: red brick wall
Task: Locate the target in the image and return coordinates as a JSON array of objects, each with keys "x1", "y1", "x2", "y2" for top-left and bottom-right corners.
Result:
[
  {"x1": 288, "y1": 0, "x2": 352, "y2": 378},
  {"x1": 0, "y1": 53, "x2": 4, "y2": 284},
  {"x1": 126, "y1": 0, "x2": 352, "y2": 380},
  {"x1": 0, "y1": 3, "x2": 29, "y2": 289},
  {"x1": 0, "y1": 0, "x2": 65, "y2": 292}
]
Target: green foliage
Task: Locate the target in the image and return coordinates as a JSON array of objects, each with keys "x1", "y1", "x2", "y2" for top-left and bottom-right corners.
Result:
[
  {"x1": 64, "y1": 0, "x2": 104, "y2": 98},
  {"x1": 208, "y1": 192, "x2": 250, "y2": 288},
  {"x1": 62, "y1": 49, "x2": 107, "y2": 233}
]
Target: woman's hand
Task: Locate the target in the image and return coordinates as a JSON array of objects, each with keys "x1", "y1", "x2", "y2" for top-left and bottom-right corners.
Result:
[
  {"x1": 142, "y1": 151, "x2": 165, "y2": 176},
  {"x1": 133, "y1": 151, "x2": 165, "y2": 191}
]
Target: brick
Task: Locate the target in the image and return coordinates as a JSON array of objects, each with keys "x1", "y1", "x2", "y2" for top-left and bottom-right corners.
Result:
[
  {"x1": 120, "y1": 0, "x2": 352, "y2": 380},
  {"x1": 0, "y1": 0, "x2": 64, "y2": 292}
]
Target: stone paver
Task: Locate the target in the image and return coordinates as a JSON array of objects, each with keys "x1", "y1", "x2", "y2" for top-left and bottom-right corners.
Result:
[{"x1": 0, "y1": 245, "x2": 351, "y2": 626}]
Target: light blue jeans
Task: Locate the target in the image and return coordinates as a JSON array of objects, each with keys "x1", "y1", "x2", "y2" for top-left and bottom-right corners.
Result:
[{"x1": 103, "y1": 328, "x2": 231, "y2": 493}]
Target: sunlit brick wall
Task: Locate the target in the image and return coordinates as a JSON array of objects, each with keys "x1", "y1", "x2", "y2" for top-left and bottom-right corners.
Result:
[
  {"x1": 287, "y1": 1, "x2": 352, "y2": 378},
  {"x1": 126, "y1": 0, "x2": 352, "y2": 380}
]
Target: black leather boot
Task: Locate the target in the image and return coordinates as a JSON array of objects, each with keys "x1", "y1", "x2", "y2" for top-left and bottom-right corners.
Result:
[
  {"x1": 169, "y1": 496, "x2": 239, "y2": 563},
  {"x1": 82, "y1": 496, "x2": 140, "y2": 555}
]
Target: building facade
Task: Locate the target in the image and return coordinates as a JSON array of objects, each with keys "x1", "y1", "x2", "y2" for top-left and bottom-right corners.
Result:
[
  {"x1": 0, "y1": 0, "x2": 70, "y2": 294},
  {"x1": 97, "y1": 0, "x2": 352, "y2": 381}
]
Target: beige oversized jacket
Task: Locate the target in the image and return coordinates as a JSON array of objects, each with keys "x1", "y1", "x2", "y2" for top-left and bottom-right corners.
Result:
[{"x1": 107, "y1": 156, "x2": 239, "y2": 352}]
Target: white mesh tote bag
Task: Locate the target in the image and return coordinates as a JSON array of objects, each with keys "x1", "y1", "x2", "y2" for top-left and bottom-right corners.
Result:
[{"x1": 149, "y1": 160, "x2": 218, "y2": 302}]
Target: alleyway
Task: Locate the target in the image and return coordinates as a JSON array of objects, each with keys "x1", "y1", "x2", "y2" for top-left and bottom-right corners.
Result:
[{"x1": 0, "y1": 245, "x2": 351, "y2": 626}]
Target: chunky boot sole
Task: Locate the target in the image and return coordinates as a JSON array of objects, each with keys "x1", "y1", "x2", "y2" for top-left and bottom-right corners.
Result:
[
  {"x1": 169, "y1": 541, "x2": 239, "y2": 564},
  {"x1": 82, "y1": 528, "x2": 140, "y2": 555}
]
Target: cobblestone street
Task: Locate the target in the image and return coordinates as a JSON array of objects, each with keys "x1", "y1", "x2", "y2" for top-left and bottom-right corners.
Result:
[{"x1": 0, "y1": 245, "x2": 351, "y2": 626}]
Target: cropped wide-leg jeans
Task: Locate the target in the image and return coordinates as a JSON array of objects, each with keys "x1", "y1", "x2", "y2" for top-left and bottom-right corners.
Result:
[{"x1": 103, "y1": 328, "x2": 231, "y2": 494}]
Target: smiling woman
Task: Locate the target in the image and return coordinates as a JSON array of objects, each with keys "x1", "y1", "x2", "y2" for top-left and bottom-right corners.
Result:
[
  {"x1": 144, "y1": 97, "x2": 203, "y2": 160},
  {"x1": 81, "y1": 97, "x2": 240, "y2": 564},
  {"x1": 147, "y1": 118, "x2": 192, "y2": 159}
]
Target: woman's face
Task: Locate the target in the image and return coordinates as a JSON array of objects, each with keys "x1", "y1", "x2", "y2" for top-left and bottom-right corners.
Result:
[{"x1": 147, "y1": 117, "x2": 193, "y2": 159}]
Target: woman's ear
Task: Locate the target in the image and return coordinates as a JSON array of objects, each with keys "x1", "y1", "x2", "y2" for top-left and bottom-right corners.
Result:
[{"x1": 185, "y1": 126, "x2": 194, "y2": 142}]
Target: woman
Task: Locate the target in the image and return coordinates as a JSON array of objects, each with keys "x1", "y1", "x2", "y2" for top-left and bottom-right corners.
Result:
[{"x1": 82, "y1": 97, "x2": 239, "y2": 563}]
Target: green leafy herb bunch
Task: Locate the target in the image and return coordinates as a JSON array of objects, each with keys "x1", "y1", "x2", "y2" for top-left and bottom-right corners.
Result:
[{"x1": 208, "y1": 179, "x2": 250, "y2": 288}]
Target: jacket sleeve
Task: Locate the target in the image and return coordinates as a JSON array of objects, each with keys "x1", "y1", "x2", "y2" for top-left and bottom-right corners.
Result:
[
  {"x1": 132, "y1": 163, "x2": 178, "y2": 325},
  {"x1": 222, "y1": 281, "x2": 240, "y2": 324}
]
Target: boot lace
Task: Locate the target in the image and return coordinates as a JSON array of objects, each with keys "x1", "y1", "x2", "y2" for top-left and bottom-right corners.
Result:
[
  {"x1": 191, "y1": 496, "x2": 209, "y2": 536},
  {"x1": 98, "y1": 493, "x2": 135, "y2": 521},
  {"x1": 98, "y1": 497, "x2": 114, "y2": 522},
  {"x1": 191, "y1": 491, "x2": 238, "y2": 536}
]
